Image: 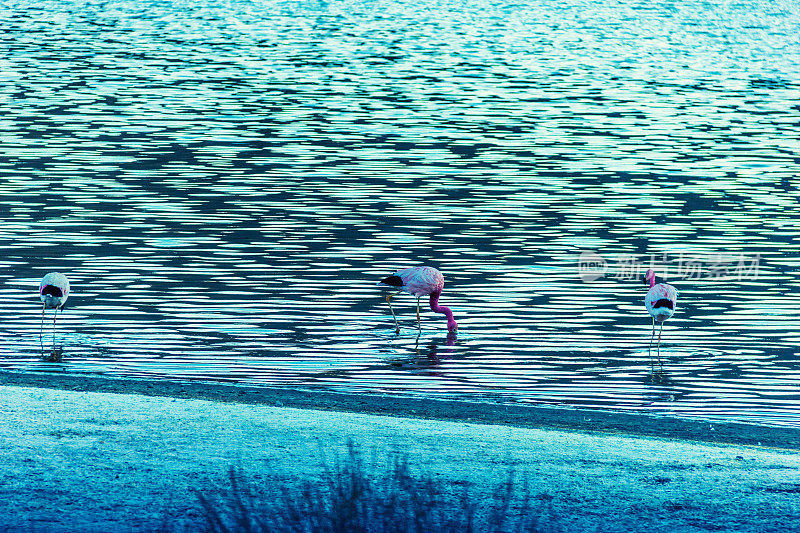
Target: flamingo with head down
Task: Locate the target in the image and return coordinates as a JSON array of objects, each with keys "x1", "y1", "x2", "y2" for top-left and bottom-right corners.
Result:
[
  {"x1": 39, "y1": 272, "x2": 70, "y2": 352},
  {"x1": 377, "y1": 266, "x2": 458, "y2": 334}
]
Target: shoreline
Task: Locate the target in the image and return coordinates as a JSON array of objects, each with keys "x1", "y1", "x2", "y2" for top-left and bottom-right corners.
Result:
[
  {"x1": 1, "y1": 369, "x2": 798, "y2": 450},
  {"x1": 2, "y1": 381, "x2": 800, "y2": 532}
]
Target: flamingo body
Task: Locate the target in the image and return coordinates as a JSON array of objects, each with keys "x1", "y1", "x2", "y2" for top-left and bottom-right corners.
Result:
[
  {"x1": 378, "y1": 266, "x2": 457, "y2": 332},
  {"x1": 382, "y1": 266, "x2": 444, "y2": 297},
  {"x1": 40, "y1": 272, "x2": 70, "y2": 310},
  {"x1": 645, "y1": 282, "x2": 678, "y2": 322}
]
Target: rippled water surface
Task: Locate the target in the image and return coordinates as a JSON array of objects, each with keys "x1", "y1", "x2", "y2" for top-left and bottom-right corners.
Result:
[{"x1": 2, "y1": 0, "x2": 800, "y2": 426}]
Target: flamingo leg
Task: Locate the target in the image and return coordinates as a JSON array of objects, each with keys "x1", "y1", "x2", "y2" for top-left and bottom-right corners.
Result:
[
  {"x1": 386, "y1": 293, "x2": 400, "y2": 334},
  {"x1": 656, "y1": 321, "x2": 664, "y2": 371},
  {"x1": 40, "y1": 305, "x2": 45, "y2": 353},
  {"x1": 416, "y1": 297, "x2": 421, "y2": 331},
  {"x1": 52, "y1": 307, "x2": 59, "y2": 350},
  {"x1": 648, "y1": 317, "x2": 655, "y2": 367}
]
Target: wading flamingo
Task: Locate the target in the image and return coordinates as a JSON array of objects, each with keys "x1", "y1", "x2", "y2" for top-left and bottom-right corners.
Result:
[
  {"x1": 40, "y1": 272, "x2": 70, "y2": 352},
  {"x1": 378, "y1": 266, "x2": 458, "y2": 334},
  {"x1": 643, "y1": 268, "x2": 677, "y2": 368}
]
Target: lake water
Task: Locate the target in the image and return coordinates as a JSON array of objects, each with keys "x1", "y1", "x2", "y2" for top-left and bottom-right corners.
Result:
[{"x1": 2, "y1": 0, "x2": 800, "y2": 427}]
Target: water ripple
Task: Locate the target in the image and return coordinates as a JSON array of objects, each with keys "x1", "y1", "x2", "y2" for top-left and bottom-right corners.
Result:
[{"x1": 1, "y1": 0, "x2": 800, "y2": 426}]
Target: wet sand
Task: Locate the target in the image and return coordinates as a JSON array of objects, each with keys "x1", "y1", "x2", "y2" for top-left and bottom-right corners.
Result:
[
  {"x1": 1, "y1": 371, "x2": 799, "y2": 532},
  {"x1": 1, "y1": 369, "x2": 799, "y2": 449}
]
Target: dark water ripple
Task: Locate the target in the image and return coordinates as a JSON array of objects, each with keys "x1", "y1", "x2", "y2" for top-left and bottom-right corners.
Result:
[{"x1": 1, "y1": 0, "x2": 800, "y2": 426}]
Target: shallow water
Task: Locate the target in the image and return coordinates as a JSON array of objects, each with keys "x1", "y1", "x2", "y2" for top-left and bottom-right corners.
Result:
[{"x1": 2, "y1": 0, "x2": 800, "y2": 426}]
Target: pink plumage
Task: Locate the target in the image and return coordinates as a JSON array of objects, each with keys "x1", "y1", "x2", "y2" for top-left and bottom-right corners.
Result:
[
  {"x1": 378, "y1": 266, "x2": 457, "y2": 333},
  {"x1": 390, "y1": 266, "x2": 444, "y2": 296}
]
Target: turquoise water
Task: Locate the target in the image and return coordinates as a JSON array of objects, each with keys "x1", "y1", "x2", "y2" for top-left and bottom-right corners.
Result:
[{"x1": 2, "y1": 0, "x2": 800, "y2": 426}]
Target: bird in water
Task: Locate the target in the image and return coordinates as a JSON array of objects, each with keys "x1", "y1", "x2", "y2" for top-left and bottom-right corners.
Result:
[
  {"x1": 378, "y1": 266, "x2": 458, "y2": 334},
  {"x1": 643, "y1": 268, "x2": 677, "y2": 369},
  {"x1": 40, "y1": 272, "x2": 70, "y2": 353}
]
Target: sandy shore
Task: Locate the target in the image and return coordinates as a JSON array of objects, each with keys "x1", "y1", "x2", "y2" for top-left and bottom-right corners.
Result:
[
  {"x1": 2, "y1": 370, "x2": 799, "y2": 449},
  {"x1": 1, "y1": 372, "x2": 799, "y2": 532}
]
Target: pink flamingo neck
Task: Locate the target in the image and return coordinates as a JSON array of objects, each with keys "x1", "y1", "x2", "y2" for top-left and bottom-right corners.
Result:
[
  {"x1": 646, "y1": 269, "x2": 656, "y2": 288},
  {"x1": 429, "y1": 290, "x2": 458, "y2": 331}
]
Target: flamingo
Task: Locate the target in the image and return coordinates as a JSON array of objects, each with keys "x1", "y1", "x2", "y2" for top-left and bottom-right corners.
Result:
[
  {"x1": 377, "y1": 266, "x2": 458, "y2": 334},
  {"x1": 39, "y1": 272, "x2": 70, "y2": 352},
  {"x1": 643, "y1": 268, "x2": 677, "y2": 368}
]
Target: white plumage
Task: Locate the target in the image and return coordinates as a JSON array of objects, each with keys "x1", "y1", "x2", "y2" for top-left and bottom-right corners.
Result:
[
  {"x1": 39, "y1": 272, "x2": 70, "y2": 352},
  {"x1": 643, "y1": 269, "x2": 678, "y2": 368},
  {"x1": 645, "y1": 282, "x2": 678, "y2": 322},
  {"x1": 40, "y1": 272, "x2": 70, "y2": 309}
]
